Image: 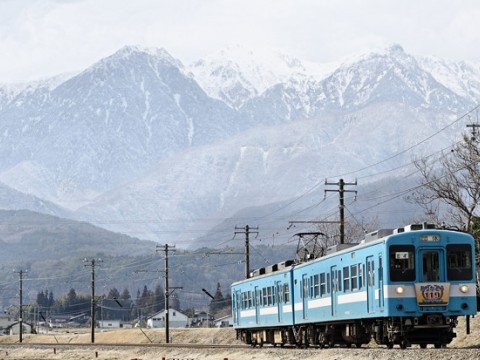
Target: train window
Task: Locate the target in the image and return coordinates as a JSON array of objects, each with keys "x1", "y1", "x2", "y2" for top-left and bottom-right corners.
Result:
[
  {"x1": 312, "y1": 274, "x2": 320, "y2": 298},
  {"x1": 284, "y1": 283, "x2": 290, "y2": 304},
  {"x1": 267, "y1": 286, "x2": 273, "y2": 306},
  {"x1": 256, "y1": 289, "x2": 262, "y2": 306},
  {"x1": 389, "y1": 245, "x2": 415, "y2": 282},
  {"x1": 262, "y1": 288, "x2": 267, "y2": 305},
  {"x1": 358, "y1": 263, "x2": 364, "y2": 289},
  {"x1": 351, "y1": 265, "x2": 358, "y2": 290},
  {"x1": 367, "y1": 260, "x2": 375, "y2": 286},
  {"x1": 303, "y1": 279, "x2": 310, "y2": 298},
  {"x1": 447, "y1": 244, "x2": 472, "y2": 281},
  {"x1": 337, "y1": 270, "x2": 342, "y2": 292},
  {"x1": 343, "y1": 266, "x2": 350, "y2": 292},
  {"x1": 320, "y1": 273, "x2": 326, "y2": 296},
  {"x1": 248, "y1": 291, "x2": 253, "y2": 308},
  {"x1": 422, "y1": 251, "x2": 439, "y2": 282},
  {"x1": 327, "y1": 273, "x2": 331, "y2": 293}
]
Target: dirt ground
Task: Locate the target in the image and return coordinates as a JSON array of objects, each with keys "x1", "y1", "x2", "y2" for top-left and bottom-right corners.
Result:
[{"x1": 0, "y1": 315, "x2": 478, "y2": 360}]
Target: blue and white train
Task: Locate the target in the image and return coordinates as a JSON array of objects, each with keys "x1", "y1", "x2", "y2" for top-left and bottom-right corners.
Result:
[{"x1": 231, "y1": 224, "x2": 478, "y2": 348}]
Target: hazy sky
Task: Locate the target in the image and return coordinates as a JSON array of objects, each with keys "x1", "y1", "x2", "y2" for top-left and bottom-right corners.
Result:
[{"x1": 1, "y1": 0, "x2": 480, "y2": 83}]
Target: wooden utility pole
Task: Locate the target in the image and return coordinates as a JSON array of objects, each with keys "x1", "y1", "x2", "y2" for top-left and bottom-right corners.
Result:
[
  {"x1": 325, "y1": 178, "x2": 357, "y2": 244},
  {"x1": 234, "y1": 225, "x2": 259, "y2": 279},
  {"x1": 84, "y1": 258, "x2": 102, "y2": 343},
  {"x1": 14, "y1": 270, "x2": 26, "y2": 343},
  {"x1": 156, "y1": 244, "x2": 181, "y2": 344}
]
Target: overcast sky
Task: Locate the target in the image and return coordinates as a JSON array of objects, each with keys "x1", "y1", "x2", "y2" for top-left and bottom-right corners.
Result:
[{"x1": 1, "y1": 0, "x2": 480, "y2": 83}]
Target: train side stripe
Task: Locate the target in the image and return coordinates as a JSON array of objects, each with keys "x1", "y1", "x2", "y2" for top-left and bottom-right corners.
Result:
[{"x1": 338, "y1": 291, "x2": 367, "y2": 304}]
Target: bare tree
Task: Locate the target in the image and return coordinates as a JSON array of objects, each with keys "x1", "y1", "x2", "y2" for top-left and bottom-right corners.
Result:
[
  {"x1": 411, "y1": 134, "x2": 480, "y2": 292},
  {"x1": 412, "y1": 134, "x2": 480, "y2": 230}
]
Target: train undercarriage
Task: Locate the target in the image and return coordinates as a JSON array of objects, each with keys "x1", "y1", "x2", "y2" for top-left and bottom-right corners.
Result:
[{"x1": 236, "y1": 314, "x2": 458, "y2": 349}]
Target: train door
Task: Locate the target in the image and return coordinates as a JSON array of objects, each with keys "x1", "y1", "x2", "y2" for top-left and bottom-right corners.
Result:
[
  {"x1": 420, "y1": 249, "x2": 445, "y2": 282},
  {"x1": 255, "y1": 286, "x2": 260, "y2": 324},
  {"x1": 276, "y1": 281, "x2": 283, "y2": 323},
  {"x1": 378, "y1": 254, "x2": 384, "y2": 311},
  {"x1": 234, "y1": 290, "x2": 241, "y2": 325},
  {"x1": 302, "y1": 274, "x2": 308, "y2": 320},
  {"x1": 330, "y1": 265, "x2": 338, "y2": 317},
  {"x1": 366, "y1": 256, "x2": 375, "y2": 313}
]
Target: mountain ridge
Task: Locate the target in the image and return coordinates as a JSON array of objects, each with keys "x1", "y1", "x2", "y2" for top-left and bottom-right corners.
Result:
[{"x1": 0, "y1": 44, "x2": 478, "y2": 246}]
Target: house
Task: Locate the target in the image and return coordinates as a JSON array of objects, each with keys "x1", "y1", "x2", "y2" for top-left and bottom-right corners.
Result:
[
  {"x1": 98, "y1": 319, "x2": 122, "y2": 329},
  {"x1": 147, "y1": 309, "x2": 189, "y2": 328},
  {"x1": 6, "y1": 322, "x2": 34, "y2": 336},
  {"x1": 191, "y1": 311, "x2": 213, "y2": 327},
  {"x1": 213, "y1": 315, "x2": 233, "y2": 328},
  {"x1": 0, "y1": 312, "x2": 13, "y2": 332}
]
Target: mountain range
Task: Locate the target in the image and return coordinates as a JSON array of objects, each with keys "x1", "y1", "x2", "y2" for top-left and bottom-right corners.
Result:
[{"x1": 0, "y1": 44, "x2": 479, "y2": 247}]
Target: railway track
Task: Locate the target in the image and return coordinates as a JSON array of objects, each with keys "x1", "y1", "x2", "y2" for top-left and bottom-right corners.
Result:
[{"x1": 0, "y1": 342, "x2": 249, "y2": 349}]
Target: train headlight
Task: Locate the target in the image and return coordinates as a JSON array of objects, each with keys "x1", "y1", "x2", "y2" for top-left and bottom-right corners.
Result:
[
  {"x1": 395, "y1": 286, "x2": 405, "y2": 295},
  {"x1": 459, "y1": 285, "x2": 469, "y2": 294}
]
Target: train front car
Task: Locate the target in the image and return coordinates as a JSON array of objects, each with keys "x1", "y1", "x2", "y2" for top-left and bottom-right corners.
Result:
[{"x1": 381, "y1": 225, "x2": 477, "y2": 348}]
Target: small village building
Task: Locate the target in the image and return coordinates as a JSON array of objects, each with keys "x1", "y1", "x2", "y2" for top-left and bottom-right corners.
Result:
[
  {"x1": 0, "y1": 312, "x2": 13, "y2": 332},
  {"x1": 6, "y1": 322, "x2": 34, "y2": 335},
  {"x1": 147, "y1": 309, "x2": 189, "y2": 328},
  {"x1": 98, "y1": 319, "x2": 122, "y2": 329},
  {"x1": 213, "y1": 315, "x2": 233, "y2": 328}
]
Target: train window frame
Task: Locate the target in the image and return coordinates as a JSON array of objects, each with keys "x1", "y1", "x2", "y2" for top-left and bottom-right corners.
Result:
[
  {"x1": 343, "y1": 266, "x2": 350, "y2": 292},
  {"x1": 267, "y1": 286, "x2": 273, "y2": 306},
  {"x1": 358, "y1": 263, "x2": 364, "y2": 289},
  {"x1": 256, "y1": 289, "x2": 262, "y2": 307},
  {"x1": 303, "y1": 278, "x2": 310, "y2": 299},
  {"x1": 284, "y1": 283, "x2": 290, "y2": 304},
  {"x1": 312, "y1": 274, "x2": 320, "y2": 298},
  {"x1": 447, "y1": 244, "x2": 473, "y2": 281},
  {"x1": 389, "y1": 245, "x2": 415, "y2": 282},
  {"x1": 351, "y1": 264, "x2": 358, "y2": 291},
  {"x1": 320, "y1": 273, "x2": 326, "y2": 296}
]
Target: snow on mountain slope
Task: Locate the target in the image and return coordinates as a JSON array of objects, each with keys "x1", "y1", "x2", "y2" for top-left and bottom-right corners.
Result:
[
  {"x1": 74, "y1": 101, "x2": 458, "y2": 243},
  {"x1": 0, "y1": 46, "x2": 244, "y2": 209},
  {"x1": 240, "y1": 45, "x2": 473, "y2": 127},
  {"x1": 417, "y1": 55, "x2": 480, "y2": 105},
  {"x1": 188, "y1": 45, "x2": 336, "y2": 109},
  {"x1": 0, "y1": 44, "x2": 479, "y2": 244}
]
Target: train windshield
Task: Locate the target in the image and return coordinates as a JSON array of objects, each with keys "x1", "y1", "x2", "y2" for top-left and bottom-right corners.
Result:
[
  {"x1": 422, "y1": 251, "x2": 440, "y2": 282},
  {"x1": 446, "y1": 244, "x2": 473, "y2": 281},
  {"x1": 389, "y1": 245, "x2": 415, "y2": 282}
]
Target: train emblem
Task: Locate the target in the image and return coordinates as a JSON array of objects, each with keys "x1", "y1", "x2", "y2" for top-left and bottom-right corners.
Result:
[{"x1": 415, "y1": 283, "x2": 450, "y2": 305}]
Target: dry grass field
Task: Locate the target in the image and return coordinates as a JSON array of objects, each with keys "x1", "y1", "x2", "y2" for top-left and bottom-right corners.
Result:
[{"x1": 0, "y1": 315, "x2": 478, "y2": 359}]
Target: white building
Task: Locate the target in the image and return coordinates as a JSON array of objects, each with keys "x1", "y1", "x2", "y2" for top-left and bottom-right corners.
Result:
[
  {"x1": 147, "y1": 309, "x2": 189, "y2": 328},
  {"x1": 98, "y1": 319, "x2": 122, "y2": 329},
  {"x1": 0, "y1": 312, "x2": 13, "y2": 332},
  {"x1": 213, "y1": 315, "x2": 233, "y2": 328},
  {"x1": 7, "y1": 322, "x2": 34, "y2": 335}
]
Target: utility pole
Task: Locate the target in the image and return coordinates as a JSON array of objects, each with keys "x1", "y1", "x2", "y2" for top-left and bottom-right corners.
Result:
[
  {"x1": 467, "y1": 122, "x2": 480, "y2": 140},
  {"x1": 156, "y1": 244, "x2": 181, "y2": 344},
  {"x1": 325, "y1": 178, "x2": 357, "y2": 244},
  {"x1": 14, "y1": 270, "x2": 26, "y2": 343},
  {"x1": 84, "y1": 258, "x2": 102, "y2": 343},
  {"x1": 234, "y1": 225, "x2": 259, "y2": 279}
]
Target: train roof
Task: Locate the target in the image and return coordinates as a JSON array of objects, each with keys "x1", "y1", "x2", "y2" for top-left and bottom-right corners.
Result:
[{"x1": 231, "y1": 223, "x2": 471, "y2": 286}]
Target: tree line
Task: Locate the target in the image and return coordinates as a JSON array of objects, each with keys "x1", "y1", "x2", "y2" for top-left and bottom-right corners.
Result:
[{"x1": 28, "y1": 282, "x2": 231, "y2": 325}]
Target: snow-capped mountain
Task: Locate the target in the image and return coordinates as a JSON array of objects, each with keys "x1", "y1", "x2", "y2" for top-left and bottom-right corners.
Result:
[
  {"x1": 0, "y1": 46, "x2": 243, "y2": 208},
  {"x1": 0, "y1": 44, "x2": 479, "y2": 245},
  {"x1": 188, "y1": 45, "x2": 335, "y2": 109}
]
